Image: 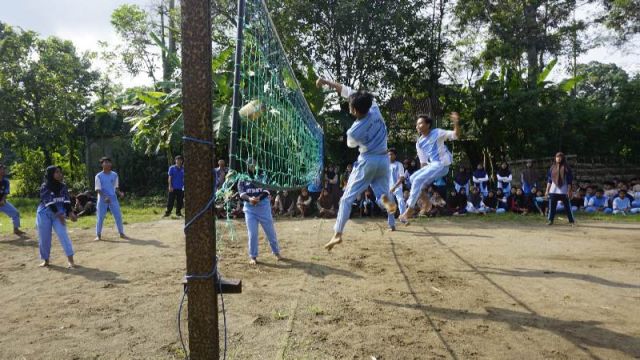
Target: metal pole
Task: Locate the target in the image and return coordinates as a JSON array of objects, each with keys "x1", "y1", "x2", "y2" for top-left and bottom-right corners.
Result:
[
  {"x1": 229, "y1": 0, "x2": 246, "y2": 171},
  {"x1": 181, "y1": 0, "x2": 218, "y2": 358}
]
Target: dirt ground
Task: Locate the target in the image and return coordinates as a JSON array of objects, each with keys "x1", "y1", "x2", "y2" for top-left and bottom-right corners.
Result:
[{"x1": 1, "y1": 217, "x2": 639, "y2": 360}]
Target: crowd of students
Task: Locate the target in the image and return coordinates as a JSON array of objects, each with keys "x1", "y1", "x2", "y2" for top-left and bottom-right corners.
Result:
[{"x1": 257, "y1": 156, "x2": 640, "y2": 221}]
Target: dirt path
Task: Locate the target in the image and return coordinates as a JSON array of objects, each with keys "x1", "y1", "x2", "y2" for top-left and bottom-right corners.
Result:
[{"x1": 1, "y1": 218, "x2": 639, "y2": 359}]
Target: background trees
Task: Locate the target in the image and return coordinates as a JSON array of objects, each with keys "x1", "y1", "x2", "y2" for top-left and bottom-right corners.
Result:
[{"x1": 0, "y1": 1, "x2": 638, "y2": 195}]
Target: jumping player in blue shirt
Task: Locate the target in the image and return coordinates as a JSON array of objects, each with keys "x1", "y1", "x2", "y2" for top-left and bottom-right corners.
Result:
[
  {"x1": 399, "y1": 112, "x2": 462, "y2": 224},
  {"x1": 316, "y1": 78, "x2": 398, "y2": 251}
]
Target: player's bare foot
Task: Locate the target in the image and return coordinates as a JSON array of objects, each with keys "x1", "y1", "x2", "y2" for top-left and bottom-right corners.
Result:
[
  {"x1": 399, "y1": 208, "x2": 414, "y2": 225},
  {"x1": 39, "y1": 260, "x2": 49, "y2": 267},
  {"x1": 324, "y1": 233, "x2": 343, "y2": 251},
  {"x1": 249, "y1": 257, "x2": 257, "y2": 265},
  {"x1": 381, "y1": 194, "x2": 397, "y2": 213}
]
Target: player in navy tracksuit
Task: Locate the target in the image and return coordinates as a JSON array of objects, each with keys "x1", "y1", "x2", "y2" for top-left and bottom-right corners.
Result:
[
  {"x1": 0, "y1": 164, "x2": 25, "y2": 236},
  {"x1": 238, "y1": 160, "x2": 281, "y2": 265},
  {"x1": 36, "y1": 166, "x2": 77, "y2": 268}
]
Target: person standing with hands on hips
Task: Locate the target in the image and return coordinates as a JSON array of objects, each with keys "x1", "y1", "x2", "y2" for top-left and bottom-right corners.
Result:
[
  {"x1": 164, "y1": 155, "x2": 185, "y2": 218},
  {"x1": 94, "y1": 157, "x2": 126, "y2": 240},
  {"x1": 545, "y1": 152, "x2": 576, "y2": 226}
]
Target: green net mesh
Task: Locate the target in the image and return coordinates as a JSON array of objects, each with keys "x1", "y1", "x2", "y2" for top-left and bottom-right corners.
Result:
[
  {"x1": 215, "y1": 0, "x2": 323, "y2": 248},
  {"x1": 231, "y1": 0, "x2": 323, "y2": 190}
]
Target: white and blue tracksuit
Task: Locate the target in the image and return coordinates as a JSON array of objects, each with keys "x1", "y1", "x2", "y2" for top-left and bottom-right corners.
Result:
[
  {"x1": 0, "y1": 177, "x2": 20, "y2": 229},
  {"x1": 407, "y1": 129, "x2": 457, "y2": 209},
  {"x1": 473, "y1": 170, "x2": 489, "y2": 197},
  {"x1": 497, "y1": 171, "x2": 513, "y2": 195},
  {"x1": 95, "y1": 171, "x2": 124, "y2": 236},
  {"x1": 36, "y1": 183, "x2": 74, "y2": 260},
  {"x1": 389, "y1": 160, "x2": 407, "y2": 222},
  {"x1": 238, "y1": 179, "x2": 280, "y2": 258},
  {"x1": 334, "y1": 86, "x2": 396, "y2": 233}
]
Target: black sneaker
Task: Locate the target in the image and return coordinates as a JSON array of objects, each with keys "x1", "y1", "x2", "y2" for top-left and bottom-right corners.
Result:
[
  {"x1": 546, "y1": 221, "x2": 553, "y2": 226},
  {"x1": 163, "y1": 213, "x2": 170, "y2": 217},
  {"x1": 176, "y1": 213, "x2": 183, "y2": 217}
]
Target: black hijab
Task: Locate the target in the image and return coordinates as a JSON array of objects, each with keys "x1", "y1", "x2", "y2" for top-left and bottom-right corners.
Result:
[
  {"x1": 497, "y1": 163, "x2": 511, "y2": 177},
  {"x1": 455, "y1": 168, "x2": 470, "y2": 185},
  {"x1": 44, "y1": 165, "x2": 63, "y2": 194}
]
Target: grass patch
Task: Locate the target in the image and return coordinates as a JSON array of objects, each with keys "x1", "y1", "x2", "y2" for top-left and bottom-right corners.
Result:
[
  {"x1": 0, "y1": 196, "x2": 167, "y2": 235},
  {"x1": 271, "y1": 309, "x2": 289, "y2": 321},
  {"x1": 308, "y1": 305, "x2": 325, "y2": 316}
]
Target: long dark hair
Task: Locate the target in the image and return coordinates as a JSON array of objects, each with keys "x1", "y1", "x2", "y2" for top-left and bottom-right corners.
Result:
[{"x1": 550, "y1": 152, "x2": 569, "y2": 187}]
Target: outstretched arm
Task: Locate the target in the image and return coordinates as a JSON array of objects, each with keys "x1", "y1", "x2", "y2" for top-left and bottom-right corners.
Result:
[{"x1": 316, "y1": 78, "x2": 345, "y2": 97}]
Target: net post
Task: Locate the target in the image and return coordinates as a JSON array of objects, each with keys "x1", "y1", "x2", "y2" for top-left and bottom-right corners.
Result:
[
  {"x1": 229, "y1": 0, "x2": 246, "y2": 171},
  {"x1": 180, "y1": 0, "x2": 218, "y2": 358}
]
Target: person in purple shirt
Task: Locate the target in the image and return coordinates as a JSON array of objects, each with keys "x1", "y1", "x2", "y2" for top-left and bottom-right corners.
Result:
[{"x1": 165, "y1": 155, "x2": 185, "y2": 217}]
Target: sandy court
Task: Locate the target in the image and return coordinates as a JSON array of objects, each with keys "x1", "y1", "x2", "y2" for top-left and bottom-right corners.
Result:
[{"x1": 1, "y1": 217, "x2": 639, "y2": 359}]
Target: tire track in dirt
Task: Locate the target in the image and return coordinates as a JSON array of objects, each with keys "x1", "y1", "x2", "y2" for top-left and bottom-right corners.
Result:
[{"x1": 275, "y1": 219, "x2": 324, "y2": 360}]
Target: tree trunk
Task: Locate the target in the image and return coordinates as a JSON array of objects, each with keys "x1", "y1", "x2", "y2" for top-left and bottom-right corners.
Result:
[
  {"x1": 524, "y1": 3, "x2": 539, "y2": 89},
  {"x1": 181, "y1": 0, "x2": 218, "y2": 358},
  {"x1": 168, "y1": 0, "x2": 177, "y2": 76}
]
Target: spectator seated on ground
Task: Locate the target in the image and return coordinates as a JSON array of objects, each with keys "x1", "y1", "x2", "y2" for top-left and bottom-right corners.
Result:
[
  {"x1": 534, "y1": 189, "x2": 547, "y2": 215},
  {"x1": 510, "y1": 187, "x2": 530, "y2": 215},
  {"x1": 450, "y1": 188, "x2": 468, "y2": 216},
  {"x1": 360, "y1": 188, "x2": 375, "y2": 217},
  {"x1": 427, "y1": 191, "x2": 449, "y2": 217},
  {"x1": 585, "y1": 189, "x2": 612, "y2": 214},
  {"x1": 274, "y1": 190, "x2": 296, "y2": 216},
  {"x1": 583, "y1": 186, "x2": 595, "y2": 210},
  {"x1": 317, "y1": 188, "x2": 336, "y2": 218},
  {"x1": 495, "y1": 188, "x2": 508, "y2": 211},
  {"x1": 613, "y1": 189, "x2": 639, "y2": 215},
  {"x1": 418, "y1": 187, "x2": 435, "y2": 216},
  {"x1": 571, "y1": 187, "x2": 586, "y2": 211},
  {"x1": 230, "y1": 193, "x2": 244, "y2": 219},
  {"x1": 632, "y1": 184, "x2": 640, "y2": 209},
  {"x1": 556, "y1": 200, "x2": 578, "y2": 214},
  {"x1": 74, "y1": 191, "x2": 97, "y2": 217},
  {"x1": 296, "y1": 188, "x2": 313, "y2": 218},
  {"x1": 603, "y1": 181, "x2": 617, "y2": 207},
  {"x1": 483, "y1": 190, "x2": 505, "y2": 214},
  {"x1": 466, "y1": 186, "x2": 487, "y2": 214},
  {"x1": 526, "y1": 186, "x2": 541, "y2": 215}
]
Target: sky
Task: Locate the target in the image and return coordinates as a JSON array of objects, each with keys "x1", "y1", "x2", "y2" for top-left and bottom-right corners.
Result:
[{"x1": 2, "y1": 0, "x2": 638, "y2": 88}]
